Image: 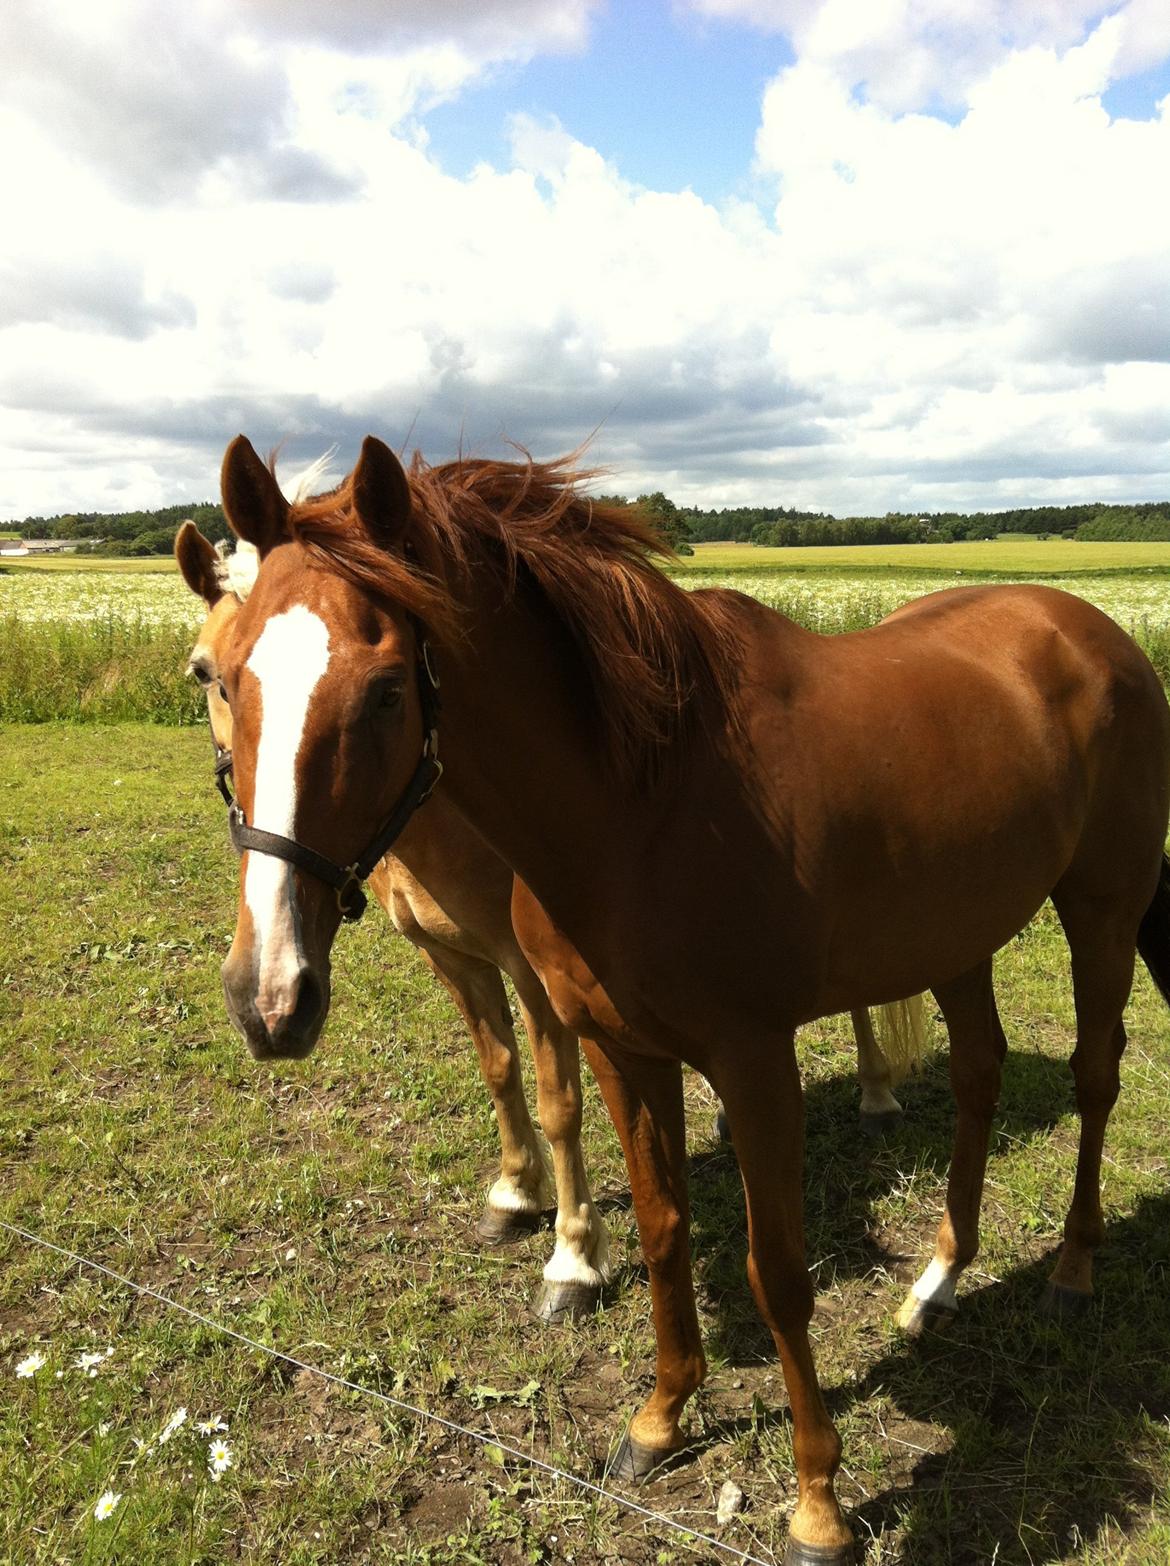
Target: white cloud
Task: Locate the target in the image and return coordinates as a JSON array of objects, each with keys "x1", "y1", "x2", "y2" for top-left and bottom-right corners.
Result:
[
  {"x1": 0, "y1": 0, "x2": 1169, "y2": 519},
  {"x1": 686, "y1": 0, "x2": 1125, "y2": 109},
  {"x1": 231, "y1": 0, "x2": 596, "y2": 57}
]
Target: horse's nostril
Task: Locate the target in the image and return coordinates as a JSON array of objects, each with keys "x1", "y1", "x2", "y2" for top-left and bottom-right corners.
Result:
[{"x1": 290, "y1": 967, "x2": 323, "y2": 1033}]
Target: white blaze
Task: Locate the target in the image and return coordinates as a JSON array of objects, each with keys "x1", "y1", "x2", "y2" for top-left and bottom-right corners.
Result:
[{"x1": 244, "y1": 606, "x2": 331, "y2": 1021}]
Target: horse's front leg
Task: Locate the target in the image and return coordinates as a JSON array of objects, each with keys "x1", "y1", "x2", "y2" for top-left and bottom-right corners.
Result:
[
  {"x1": 511, "y1": 967, "x2": 610, "y2": 1322},
  {"x1": 581, "y1": 1039, "x2": 706, "y2": 1478},
  {"x1": 419, "y1": 945, "x2": 552, "y2": 1242},
  {"x1": 716, "y1": 1039, "x2": 854, "y2": 1565}
]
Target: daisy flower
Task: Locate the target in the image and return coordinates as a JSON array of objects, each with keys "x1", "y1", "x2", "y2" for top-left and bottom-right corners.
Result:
[
  {"x1": 196, "y1": 1416, "x2": 228, "y2": 1435},
  {"x1": 93, "y1": 1491, "x2": 122, "y2": 1521},
  {"x1": 15, "y1": 1351, "x2": 46, "y2": 1378},
  {"x1": 75, "y1": 1350, "x2": 107, "y2": 1377},
  {"x1": 207, "y1": 1439, "x2": 233, "y2": 1480},
  {"x1": 157, "y1": 1407, "x2": 188, "y2": 1444}
]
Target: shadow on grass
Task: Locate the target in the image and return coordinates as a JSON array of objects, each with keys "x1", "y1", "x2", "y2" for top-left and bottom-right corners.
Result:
[
  {"x1": 686, "y1": 1046, "x2": 1074, "y2": 1366},
  {"x1": 637, "y1": 1046, "x2": 1169, "y2": 1564},
  {"x1": 842, "y1": 1189, "x2": 1170, "y2": 1563}
]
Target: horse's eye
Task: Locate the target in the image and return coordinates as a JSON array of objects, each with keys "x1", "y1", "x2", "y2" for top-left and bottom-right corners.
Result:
[
  {"x1": 380, "y1": 683, "x2": 404, "y2": 710},
  {"x1": 217, "y1": 681, "x2": 229, "y2": 704},
  {"x1": 188, "y1": 661, "x2": 214, "y2": 688}
]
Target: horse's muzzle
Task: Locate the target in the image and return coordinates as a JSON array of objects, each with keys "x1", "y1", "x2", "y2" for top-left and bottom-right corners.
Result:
[{"x1": 220, "y1": 955, "x2": 329, "y2": 1060}]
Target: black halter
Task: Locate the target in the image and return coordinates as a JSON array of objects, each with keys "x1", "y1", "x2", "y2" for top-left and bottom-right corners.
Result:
[{"x1": 212, "y1": 630, "x2": 442, "y2": 923}]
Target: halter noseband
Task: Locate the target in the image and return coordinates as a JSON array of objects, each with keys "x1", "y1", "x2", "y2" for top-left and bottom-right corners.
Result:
[{"x1": 212, "y1": 629, "x2": 442, "y2": 923}]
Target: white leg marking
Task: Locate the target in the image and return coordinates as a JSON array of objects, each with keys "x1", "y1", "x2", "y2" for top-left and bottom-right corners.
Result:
[
  {"x1": 244, "y1": 606, "x2": 331, "y2": 1022},
  {"x1": 542, "y1": 1201, "x2": 610, "y2": 1287},
  {"x1": 910, "y1": 1256, "x2": 960, "y2": 1312},
  {"x1": 487, "y1": 1172, "x2": 545, "y2": 1216}
]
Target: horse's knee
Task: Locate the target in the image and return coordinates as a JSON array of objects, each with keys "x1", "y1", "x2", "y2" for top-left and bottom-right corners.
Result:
[
  {"x1": 747, "y1": 1249, "x2": 814, "y2": 1333},
  {"x1": 639, "y1": 1201, "x2": 686, "y2": 1271}
]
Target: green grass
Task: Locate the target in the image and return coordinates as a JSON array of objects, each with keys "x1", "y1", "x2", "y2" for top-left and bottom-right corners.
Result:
[
  {"x1": 3, "y1": 726, "x2": 1170, "y2": 1563},
  {"x1": 0, "y1": 615, "x2": 201, "y2": 723},
  {"x1": 6, "y1": 556, "x2": 1170, "y2": 722},
  {"x1": 0, "y1": 555, "x2": 180, "y2": 573}
]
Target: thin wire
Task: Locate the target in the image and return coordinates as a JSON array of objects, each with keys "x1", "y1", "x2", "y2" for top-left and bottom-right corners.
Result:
[{"x1": 1, "y1": 1218, "x2": 772, "y2": 1566}]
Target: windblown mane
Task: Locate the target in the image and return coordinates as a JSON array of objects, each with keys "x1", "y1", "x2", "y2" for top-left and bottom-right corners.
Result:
[{"x1": 284, "y1": 452, "x2": 743, "y2": 788}]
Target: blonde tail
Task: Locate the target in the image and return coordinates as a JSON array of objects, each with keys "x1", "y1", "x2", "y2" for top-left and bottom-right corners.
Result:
[{"x1": 873, "y1": 995, "x2": 929, "y2": 1087}]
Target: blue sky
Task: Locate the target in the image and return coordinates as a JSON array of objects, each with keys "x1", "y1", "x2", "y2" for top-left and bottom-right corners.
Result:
[
  {"x1": 424, "y1": 3, "x2": 794, "y2": 203},
  {"x1": 1, "y1": 0, "x2": 1168, "y2": 517}
]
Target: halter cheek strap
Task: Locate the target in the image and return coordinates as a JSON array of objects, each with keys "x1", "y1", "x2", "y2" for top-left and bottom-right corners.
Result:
[{"x1": 213, "y1": 631, "x2": 443, "y2": 923}]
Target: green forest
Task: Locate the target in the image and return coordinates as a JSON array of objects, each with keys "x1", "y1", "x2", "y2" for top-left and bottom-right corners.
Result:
[
  {"x1": 15, "y1": 501, "x2": 230, "y2": 556},
  {"x1": 13, "y1": 495, "x2": 1170, "y2": 555}
]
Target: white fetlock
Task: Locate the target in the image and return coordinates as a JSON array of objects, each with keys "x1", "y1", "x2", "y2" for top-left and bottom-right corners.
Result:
[
  {"x1": 542, "y1": 1202, "x2": 610, "y2": 1287},
  {"x1": 896, "y1": 1256, "x2": 960, "y2": 1330},
  {"x1": 487, "y1": 1172, "x2": 544, "y2": 1219}
]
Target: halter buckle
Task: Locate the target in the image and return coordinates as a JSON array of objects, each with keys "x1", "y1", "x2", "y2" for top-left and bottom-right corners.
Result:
[{"x1": 336, "y1": 866, "x2": 368, "y2": 923}]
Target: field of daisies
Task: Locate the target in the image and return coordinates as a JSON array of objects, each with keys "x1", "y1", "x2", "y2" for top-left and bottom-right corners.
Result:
[{"x1": 3, "y1": 546, "x2": 1170, "y2": 725}]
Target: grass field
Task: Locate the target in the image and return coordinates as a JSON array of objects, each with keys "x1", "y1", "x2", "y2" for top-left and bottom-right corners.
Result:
[
  {"x1": 3, "y1": 725, "x2": 1170, "y2": 1565},
  {"x1": 5, "y1": 543, "x2": 1170, "y2": 723},
  {"x1": 682, "y1": 541, "x2": 1170, "y2": 575},
  {"x1": 0, "y1": 555, "x2": 180, "y2": 573},
  {"x1": 5, "y1": 546, "x2": 1170, "y2": 1561}
]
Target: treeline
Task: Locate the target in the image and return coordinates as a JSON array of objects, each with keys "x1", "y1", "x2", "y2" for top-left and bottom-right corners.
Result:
[
  {"x1": 11, "y1": 495, "x2": 1170, "y2": 556},
  {"x1": 746, "y1": 500, "x2": 1170, "y2": 547},
  {"x1": 19, "y1": 502, "x2": 228, "y2": 556}
]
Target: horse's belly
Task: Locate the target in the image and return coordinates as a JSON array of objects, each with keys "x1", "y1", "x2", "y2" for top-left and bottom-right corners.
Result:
[{"x1": 813, "y1": 808, "x2": 1074, "y2": 1011}]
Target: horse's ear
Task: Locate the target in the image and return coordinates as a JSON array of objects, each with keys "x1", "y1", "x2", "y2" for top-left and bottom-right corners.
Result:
[
  {"x1": 174, "y1": 521, "x2": 224, "y2": 606},
  {"x1": 351, "y1": 436, "x2": 412, "y2": 553},
  {"x1": 221, "y1": 435, "x2": 290, "y2": 556}
]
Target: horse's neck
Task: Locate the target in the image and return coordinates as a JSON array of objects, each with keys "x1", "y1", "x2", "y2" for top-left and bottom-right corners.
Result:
[{"x1": 434, "y1": 593, "x2": 639, "y2": 922}]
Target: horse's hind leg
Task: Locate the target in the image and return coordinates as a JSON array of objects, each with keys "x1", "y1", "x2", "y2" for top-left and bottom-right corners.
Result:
[
  {"x1": 716, "y1": 1041, "x2": 854, "y2": 1562},
  {"x1": 420, "y1": 945, "x2": 551, "y2": 1244},
  {"x1": 510, "y1": 966, "x2": 609, "y2": 1323},
  {"x1": 1044, "y1": 888, "x2": 1139, "y2": 1314},
  {"x1": 712, "y1": 1007, "x2": 900, "y2": 1143},
  {"x1": 853, "y1": 1007, "x2": 904, "y2": 1134},
  {"x1": 897, "y1": 959, "x2": 1006, "y2": 1335}
]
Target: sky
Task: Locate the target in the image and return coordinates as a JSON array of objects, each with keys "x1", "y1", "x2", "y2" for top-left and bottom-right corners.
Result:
[{"x1": 1, "y1": 0, "x2": 1168, "y2": 521}]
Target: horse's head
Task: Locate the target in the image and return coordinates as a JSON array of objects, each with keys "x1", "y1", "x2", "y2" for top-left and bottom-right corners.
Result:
[
  {"x1": 215, "y1": 434, "x2": 437, "y2": 1060},
  {"x1": 175, "y1": 521, "x2": 247, "y2": 761}
]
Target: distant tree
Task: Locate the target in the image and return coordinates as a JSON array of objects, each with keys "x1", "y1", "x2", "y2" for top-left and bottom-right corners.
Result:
[{"x1": 635, "y1": 491, "x2": 694, "y2": 554}]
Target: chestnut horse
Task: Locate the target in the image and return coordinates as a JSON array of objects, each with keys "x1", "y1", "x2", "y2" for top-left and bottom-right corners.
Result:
[
  {"x1": 213, "y1": 434, "x2": 1170, "y2": 1564},
  {"x1": 177, "y1": 519, "x2": 925, "y2": 1319}
]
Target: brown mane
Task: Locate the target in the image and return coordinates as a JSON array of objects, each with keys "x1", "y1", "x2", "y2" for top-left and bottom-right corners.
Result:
[{"x1": 284, "y1": 452, "x2": 743, "y2": 788}]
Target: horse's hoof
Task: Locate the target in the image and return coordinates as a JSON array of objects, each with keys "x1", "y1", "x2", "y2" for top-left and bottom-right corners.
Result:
[
  {"x1": 896, "y1": 1295, "x2": 957, "y2": 1339},
  {"x1": 860, "y1": 1107, "x2": 904, "y2": 1138},
  {"x1": 608, "y1": 1432, "x2": 680, "y2": 1484},
  {"x1": 1040, "y1": 1282, "x2": 1093, "y2": 1320},
  {"x1": 714, "y1": 1105, "x2": 731, "y2": 1143},
  {"x1": 531, "y1": 1278, "x2": 602, "y2": 1324},
  {"x1": 783, "y1": 1535, "x2": 857, "y2": 1565},
  {"x1": 475, "y1": 1205, "x2": 540, "y2": 1247}
]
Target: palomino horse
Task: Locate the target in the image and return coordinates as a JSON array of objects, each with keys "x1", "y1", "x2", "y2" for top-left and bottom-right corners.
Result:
[
  {"x1": 176, "y1": 521, "x2": 606, "y2": 1319},
  {"x1": 213, "y1": 434, "x2": 1170, "y2": 1564},
  {"x1": 177, "y1": 518, "x2": 925, "y2": 1318}
]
